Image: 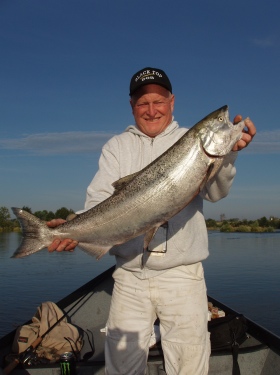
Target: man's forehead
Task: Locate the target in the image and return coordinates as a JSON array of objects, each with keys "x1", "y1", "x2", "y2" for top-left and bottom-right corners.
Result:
[{"x1": 132, "y1": 84, "x2": 171, "y2": 100}]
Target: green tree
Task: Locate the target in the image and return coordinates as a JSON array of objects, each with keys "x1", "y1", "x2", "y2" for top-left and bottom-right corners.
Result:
[
  {"x1": 34, "y1": 210, "x2": 48, "y2": 220},
  {"x1": 251, "y1": 220, "x2": 259, "y2": 228},
  {"x1": 22, "y1": 206, "x2": 32, "y2": 213},
  {"x1": 220, "y1": 223, "x2": 234, "y2": 232},
  {"x1": 55, "y1": 207, "x2": 75, "y2": 220},
  {"x1": 45, "y1": 211, "x2": 55, "y2": 221},
  {"x1": 258, "y1": 216, "x2": 269, "y2": 227},
  {"x1": 236, "y1": 225, "x2": 251, "y2": 233},
  {"x1": 0, "y1": 206, "x2": 11, "y2": 227},
  {"x1": 34, "y1": 210, "x2": 56, "y2": 221},
  {"x1": 205, "y1": 219, "x2": 217, "y2": 228}
]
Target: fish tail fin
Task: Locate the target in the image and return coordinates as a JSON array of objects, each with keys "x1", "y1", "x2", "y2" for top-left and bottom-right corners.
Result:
[{"x1": 11, "y1": 207, "x2": 51, "y2": 258}]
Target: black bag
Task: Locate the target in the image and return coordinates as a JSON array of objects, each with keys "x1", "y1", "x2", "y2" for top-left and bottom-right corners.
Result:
[{"x1": 208, "y1": 314, "x2": 248, "y2": 375}]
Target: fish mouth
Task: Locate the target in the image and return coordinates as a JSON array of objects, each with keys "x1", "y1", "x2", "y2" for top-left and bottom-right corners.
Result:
[{"x1": 198, "y1": 105, "x2": 245, "y2": 157}]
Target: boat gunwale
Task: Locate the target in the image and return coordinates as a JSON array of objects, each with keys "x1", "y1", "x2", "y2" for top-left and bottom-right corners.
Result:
[{"x1": 208, "y1": 295, "x2": 280, "y2": 356}]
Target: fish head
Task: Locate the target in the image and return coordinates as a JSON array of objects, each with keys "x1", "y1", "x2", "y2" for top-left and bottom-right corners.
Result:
[{"x1": 197, "y1": 105, "x2": 245, "y2": 156}]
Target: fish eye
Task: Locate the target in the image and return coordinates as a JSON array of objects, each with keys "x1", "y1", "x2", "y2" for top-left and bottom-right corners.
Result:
[{"x1": 218, "y1": 116, "x2": 224, "y2": 122}]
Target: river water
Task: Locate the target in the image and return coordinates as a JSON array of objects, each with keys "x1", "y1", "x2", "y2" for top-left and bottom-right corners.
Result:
[{"x1": 0, "y1": 231, "x2": 279, "y2": 338}]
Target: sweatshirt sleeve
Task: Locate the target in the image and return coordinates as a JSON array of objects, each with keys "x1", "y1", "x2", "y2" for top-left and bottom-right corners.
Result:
[
  {"x1": 200, "y1": 151, "x2": 238, "y2": 202},
  {"x1": 78, "y1": 137, "x2": 120, "y2": 212}
]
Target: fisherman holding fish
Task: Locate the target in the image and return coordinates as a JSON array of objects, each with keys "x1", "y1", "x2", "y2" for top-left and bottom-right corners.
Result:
[{"x1": 45, "y1": 68, "x2": 255, "y2": 374}]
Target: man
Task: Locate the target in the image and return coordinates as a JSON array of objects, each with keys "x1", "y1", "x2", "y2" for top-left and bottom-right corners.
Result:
[{"x1": 48, "y1": 67, "x2": 256, "y2": 374}]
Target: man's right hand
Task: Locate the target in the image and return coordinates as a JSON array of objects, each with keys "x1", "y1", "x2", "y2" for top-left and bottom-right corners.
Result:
[{"x1": 46, "y1": 219, "x2": 78, "y2": 252}]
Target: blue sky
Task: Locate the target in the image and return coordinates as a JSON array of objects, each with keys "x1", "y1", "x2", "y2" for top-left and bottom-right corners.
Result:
[{"x1": 1, "y1": 0, "x2": 279, "y2": 221}]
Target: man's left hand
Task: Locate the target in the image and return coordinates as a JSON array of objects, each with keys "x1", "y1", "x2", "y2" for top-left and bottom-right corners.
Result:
[{"x1": 232, "y1": 115, "x2": 256, "y2": 151}]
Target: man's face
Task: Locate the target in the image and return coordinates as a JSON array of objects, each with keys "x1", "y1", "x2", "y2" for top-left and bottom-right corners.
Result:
[{"x1": 130, "y1": 84, "x2": 175, "y2": 137}]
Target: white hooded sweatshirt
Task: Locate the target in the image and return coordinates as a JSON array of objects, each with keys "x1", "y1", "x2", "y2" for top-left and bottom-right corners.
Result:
[{"x1": 80, "y1": 119, "x2": 237, "y2": 279}]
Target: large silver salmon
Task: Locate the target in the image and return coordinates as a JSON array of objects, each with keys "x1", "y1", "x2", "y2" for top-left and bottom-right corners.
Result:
[{"x1": 12, "y1": 105, "x2": 245, "y2": 259}]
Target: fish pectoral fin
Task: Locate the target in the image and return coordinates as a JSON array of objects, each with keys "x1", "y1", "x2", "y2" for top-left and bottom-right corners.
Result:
[
  {"x1": 207, "y1": 158, "x2": 223, "y2": 181},
  {"x1": 143, "y1": 226, "x2": 161, "y2": 250},
  {"x1": 112, "y1": 172, "x2": 140, "y2": 192},
  {"x1": 199, "y1": 163, "x2": 216, "y2": 192},
  {"x1": 78, "y1": 243, "x2": 112, "y2": 260}
]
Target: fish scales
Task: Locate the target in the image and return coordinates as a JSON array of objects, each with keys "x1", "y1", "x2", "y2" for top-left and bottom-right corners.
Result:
[{"x1": 12, "y1": 105, "x2": 245, "y2": 259}]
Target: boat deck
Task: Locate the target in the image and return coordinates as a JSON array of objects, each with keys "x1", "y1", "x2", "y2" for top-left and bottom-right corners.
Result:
[{"x1": 1, "y1": 266, "x2": 280, "y2": 374}]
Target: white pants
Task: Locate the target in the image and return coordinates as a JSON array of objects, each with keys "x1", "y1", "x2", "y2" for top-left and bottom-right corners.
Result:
[{"x1": 105, "y1": 264, "x2": 210, "y2": 375}]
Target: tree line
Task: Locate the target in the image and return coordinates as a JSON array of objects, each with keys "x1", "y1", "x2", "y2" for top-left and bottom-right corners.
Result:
[
  {"x1": 205, "y1": 216, "x2": 280, "y2": 233},
  {"x1": 0, "y1": 206, "x2": 279, "y2": 233},
  {"x1": 0, "y1": 206, "x2": 75, "y2": 231}
]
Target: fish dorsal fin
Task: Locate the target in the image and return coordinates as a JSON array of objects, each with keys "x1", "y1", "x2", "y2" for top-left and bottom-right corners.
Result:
[{"x1": 112, "y1": 172, "x2": 140, "y2": 192}]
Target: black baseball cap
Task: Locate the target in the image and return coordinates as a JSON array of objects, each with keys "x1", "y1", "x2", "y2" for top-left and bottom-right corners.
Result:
[{"x1": 129, "y1": 67, "x2": 172, "y2": 96}]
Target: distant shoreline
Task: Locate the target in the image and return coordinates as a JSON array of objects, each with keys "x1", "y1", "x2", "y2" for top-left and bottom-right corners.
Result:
[{"x1": 0, "y1": 226, "x2": 277, "y2": 234}]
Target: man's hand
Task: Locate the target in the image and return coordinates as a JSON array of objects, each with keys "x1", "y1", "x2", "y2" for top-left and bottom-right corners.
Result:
[
  {"x1": 46, "y1": 218, "x2": 78, "y2": 252},
  {"x1": 232, "y1": 115, "x2": 256, "y2": 151}
]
